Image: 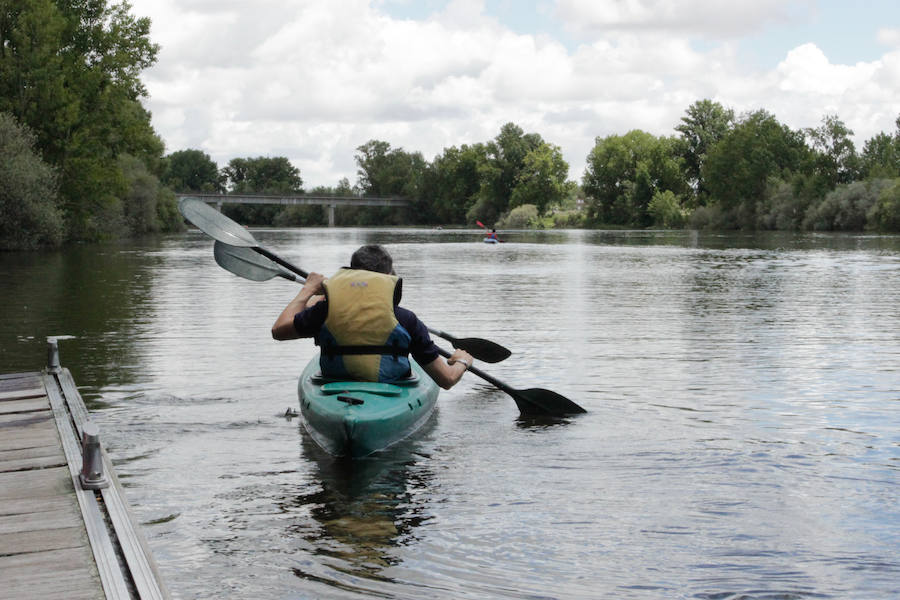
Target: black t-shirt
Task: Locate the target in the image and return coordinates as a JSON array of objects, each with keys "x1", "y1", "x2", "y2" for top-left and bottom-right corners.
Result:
[{"x1": 292, "y1": 302, "x2": 440, "y2": 367}]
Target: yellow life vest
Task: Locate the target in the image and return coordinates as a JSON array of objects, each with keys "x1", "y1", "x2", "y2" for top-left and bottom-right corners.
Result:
[{"x1": 317, "y1": 269, "x2": 411, "y2": 382}]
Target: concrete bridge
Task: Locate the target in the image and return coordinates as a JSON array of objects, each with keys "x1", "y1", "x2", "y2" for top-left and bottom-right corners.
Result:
[{"x1": 176, "y1": 193, "x2": 410, "y2": 226}]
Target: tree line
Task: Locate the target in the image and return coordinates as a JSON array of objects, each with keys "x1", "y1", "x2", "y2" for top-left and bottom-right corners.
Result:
[
  {"x1": 167, "y1": 108, "x2": 900, "y2": 233},
  {"x1": 2, "y1": 1, "x2": 899, "y2": 250}
]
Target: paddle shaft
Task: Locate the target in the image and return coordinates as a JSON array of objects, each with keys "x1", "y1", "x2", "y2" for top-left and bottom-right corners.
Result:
[
  {"x1": 436, "y1": 347, "x2": 514, "y2": 395},
  {"x1": 255, "y1": 246, "x2": 309, "y2": 279}
]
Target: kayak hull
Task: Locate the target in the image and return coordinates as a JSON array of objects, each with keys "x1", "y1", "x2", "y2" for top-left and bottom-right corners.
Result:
[
  {"x1": 298, "y1": 355, "x2": 439, "y2": 458},
  {"x1": 483, "y1": 238, "x2": 499, "y2": 244}
]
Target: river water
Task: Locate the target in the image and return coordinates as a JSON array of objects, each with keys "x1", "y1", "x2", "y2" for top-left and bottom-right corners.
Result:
[{"x1": 1, "y1": 228, "x2": 898, "y2": 599}]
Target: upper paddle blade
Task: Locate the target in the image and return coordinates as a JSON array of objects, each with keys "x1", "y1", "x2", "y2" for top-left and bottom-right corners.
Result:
[
  {"x1": 428, "y1": 328, "x2": 511, "y2": 363},
  {"x1": 214, "y1": 241, "x2": 299, "y2": 282},
  {"x1": 448, "y1": 337, "x2": 511, "y2": 363},
  {"x1": 179, "y1": 197, "x2": 258, "y2": 247},
  {"x1": 512, "y1": 388, "x2": 587, "y2": 416}
]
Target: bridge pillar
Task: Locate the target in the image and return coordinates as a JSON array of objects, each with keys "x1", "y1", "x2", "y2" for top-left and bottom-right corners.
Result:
[
  {"x1": 216, "y1": 201, "x2": 223, "y2": 212},
  {"x1": 328, "y1": 204, "x2": 336, "y2": 227}
]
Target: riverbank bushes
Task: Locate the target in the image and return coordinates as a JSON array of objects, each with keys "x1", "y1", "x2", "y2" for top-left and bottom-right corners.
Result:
[{"x1": 0, "y1": 113, "x2": 63, "y2": 250}]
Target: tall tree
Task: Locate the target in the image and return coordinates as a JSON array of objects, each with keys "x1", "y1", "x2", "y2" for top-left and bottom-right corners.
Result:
[
  {"x1": 222, "y1": 156, "x2": 303, "y2": 224},
  {"x1": 423, "y1": 143, "x2": 487, "y2": 224},
  {"x1": 509, "y1": 142, "x2": 571, "y2": 216},
  {"x1": 703, "y1": 110, "x2": 810, "y2": 221},
  {"x1": 804, "y1": 114, "x2": 859, "y2": 190},
  {"x1": 674, "y1": 99, "x2": 734, "y2": 204},
  {"x1": 222, "y1": 156, "x2": 303, "y2": 194},
  {"x1": 354, "y1": 140, "x2": 428, "y2": 224},
  {"x1": 582, "y1": 130, "x2": 687, "y2": 226},
  {"x1": 859, "y1": 115, "x2": 900, "y2": 179},
  {"x1": 471, "y1": 123, "x2": 544, "y2": 223}
]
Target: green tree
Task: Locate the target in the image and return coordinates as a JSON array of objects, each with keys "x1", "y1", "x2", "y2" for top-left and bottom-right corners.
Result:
[
  {"x1": 509, "y1": 142, "x2": 571, "y2": 216},
  {"x1": 472, "y1": 123, "x2": 544, "y2": 222},
  {"x1": 223, "y1": 156, "x2": 303, "y2": 194},
  {"x1": 117, "y1": 153, "x2": 181, "y2": 234},
  {"x1": 804, "y1": 114, "x2": 859, "y2": 190},
  {"x1": 582, "y1": 130, "x2": 688, "y2": 226},
  {"x1": 648, "y1": 190, "x2": 686, "y2": 228},
  {"x1": 859, "y1": 116, "x2": 900, "y2": 179},
  {"x1": 163, "y1": 149, "x2": 222, "y2": 192},
  {"x1": 354, "y1": 140, "x2": 428, "y2": 225},
  {"x1": 422, "y1": 143, "x2": 487, "y2": 224},
  {"x1": 221, "y1": 156, "x2": 304, "y2": 224},
  {"x1": 866, "y1": 178, "x2": 900, "y2": 231},
  {"x1": 355, "y1": 140, "x2": 425, "y2": 197},
  {"x1": 674, "y1": 99, "x2": 734, "y2": 204},
  {"x1": 703, "y1": 110, "x2": 810, "y2": 226},
  {"x1": 0, "y1": 112, "x2": 63, "y2": 249}
]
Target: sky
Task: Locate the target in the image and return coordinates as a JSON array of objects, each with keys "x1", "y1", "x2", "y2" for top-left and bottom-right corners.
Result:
[{"x1": 127, "y1": 0, "x2": 900, "y2": 190}]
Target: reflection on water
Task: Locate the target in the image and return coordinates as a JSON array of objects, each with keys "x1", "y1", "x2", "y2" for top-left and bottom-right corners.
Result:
[
  {"x1": 1, "y1": 228, "x2": 899, "y2": 599},
  {"x1": 287, "y1": 427, "x2": 436, "y2": 592}
]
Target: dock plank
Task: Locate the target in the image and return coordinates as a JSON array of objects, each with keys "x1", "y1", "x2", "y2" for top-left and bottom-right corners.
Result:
[
  {"x1": 0, "y1": 547, "x2": 102, "y2": 600},
  {"x1": 0, "y1": 387, "x2": 45, "y2": 401},
  {"x1": 0, "y1": 397, "x2": 49, "y2": 414},
  {"x1": 0, "y1": 414, "x2": 62, "y2": 462},
  {"x1": 0, "y1": 504, "x2": 84, "y2": 536},
  {"x1": 0, "y1": 466, "x2": 73, "y2": 501},
  {"x1": 0, "y1": 525, "x2": 87, "y2": 556}
]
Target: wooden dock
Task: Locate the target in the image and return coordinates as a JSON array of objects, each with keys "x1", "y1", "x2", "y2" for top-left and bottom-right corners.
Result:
[{"x1": 0, "y1": 341, "x2": 169, "y2": 599}]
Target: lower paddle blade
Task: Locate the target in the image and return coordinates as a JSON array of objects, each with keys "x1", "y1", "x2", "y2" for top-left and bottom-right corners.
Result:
[
  {"x1": 179, "y1": 197, "x2": 258, "y2": 247},
  {"x1": 512, "y1": 388, "x2": 587, "y2": 417}
]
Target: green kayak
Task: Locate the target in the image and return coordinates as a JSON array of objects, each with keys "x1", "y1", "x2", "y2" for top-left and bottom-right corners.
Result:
[{"x1": 297, "y1": 354, "x2": 440, "y2": 458}]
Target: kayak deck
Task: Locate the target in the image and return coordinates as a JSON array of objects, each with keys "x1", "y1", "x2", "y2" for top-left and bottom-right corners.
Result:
[{"x1": 298, "y1": 356, "x2": 439, "y2": 458}]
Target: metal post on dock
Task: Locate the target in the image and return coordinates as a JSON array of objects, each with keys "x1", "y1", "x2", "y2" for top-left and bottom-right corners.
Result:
[
  {"x1": 79, "y1": 421, "x2": 110, "y2": 490},
  {"x1": 47, "y1": 336, "x2": 61, "y2": 373}
]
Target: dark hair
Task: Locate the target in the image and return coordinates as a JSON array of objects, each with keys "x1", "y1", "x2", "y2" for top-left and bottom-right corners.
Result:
[{"x1": 350, "y1": 244, "x2": 394, "y2": 274}]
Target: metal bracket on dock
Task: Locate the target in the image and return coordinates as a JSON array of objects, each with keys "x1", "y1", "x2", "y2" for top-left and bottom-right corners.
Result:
[
  {"x1": 47, "y1": 337, "x2": 61, "y2": 373},
  {"x1": 79, "y1": 421, "x2": 110, "y2": 490}
]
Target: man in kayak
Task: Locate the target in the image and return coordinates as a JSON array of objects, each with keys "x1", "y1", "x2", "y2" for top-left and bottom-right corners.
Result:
[{"x1": 271, "y1": 244, "x2": 473, "y2": 389}]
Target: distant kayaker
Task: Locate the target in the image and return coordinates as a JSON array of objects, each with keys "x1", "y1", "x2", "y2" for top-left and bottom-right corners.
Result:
[
  {"x1": 487, "y1": 228, "x2": 498, "y2": 241},
  {"x1": 271, "y1": 244, "x2": 473, "y2": 389}
]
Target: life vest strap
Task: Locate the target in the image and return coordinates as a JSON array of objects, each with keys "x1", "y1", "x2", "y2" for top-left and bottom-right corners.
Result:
[{"x1": 322, "y1": 344, "x2": 409, "y2": 358}]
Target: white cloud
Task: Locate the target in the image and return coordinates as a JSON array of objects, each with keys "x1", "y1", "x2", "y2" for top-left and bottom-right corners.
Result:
[
  {"x1": 555, "y1": 0, "x2": 814, "y2": 38},
  {"x1": 130, "y1": 0, "x2": 900, "y2": 189}
]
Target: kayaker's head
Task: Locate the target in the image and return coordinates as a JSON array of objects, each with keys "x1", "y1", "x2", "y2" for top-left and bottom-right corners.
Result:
[{"x1": 350, "y1": 244, "x2": 395, "y2": 275}]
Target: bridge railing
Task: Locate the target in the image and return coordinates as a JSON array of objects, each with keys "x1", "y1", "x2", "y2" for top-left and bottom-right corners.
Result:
[{"x1": 175, "y1": 193, "x2": 410, "y2": 226}]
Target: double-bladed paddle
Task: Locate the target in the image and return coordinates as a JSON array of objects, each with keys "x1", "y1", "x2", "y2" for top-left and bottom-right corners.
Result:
[
  {"x1": 179, "y1": 198, "x2": 585, "y2": 416},
  {"x1": 212, "y1": 241, "x2": 511, "y2": 364},
  {"x1": 180, "y1": 197, "x2": 307, "y2": 278}
]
